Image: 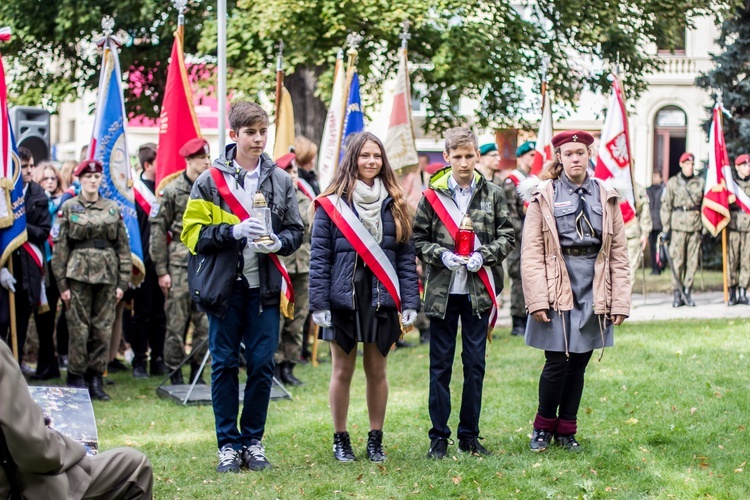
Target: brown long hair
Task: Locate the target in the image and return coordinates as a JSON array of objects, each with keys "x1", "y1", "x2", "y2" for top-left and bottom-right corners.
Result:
[{"x1": 316, "y1": 132, "x2": 412, "y2": 243}]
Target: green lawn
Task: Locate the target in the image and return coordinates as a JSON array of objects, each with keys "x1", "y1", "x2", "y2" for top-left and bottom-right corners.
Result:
[{"x1": 35, "y1": 319, "x2": 750, "y2": 498}]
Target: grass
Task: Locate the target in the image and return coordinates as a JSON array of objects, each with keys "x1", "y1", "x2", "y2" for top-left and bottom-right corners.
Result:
[
  {"x1": 630, "y1": 269, "x2": 725, "y2": 294},
  {"x1": 31, "y1": 319, "x2": 750, "y2": 499}
]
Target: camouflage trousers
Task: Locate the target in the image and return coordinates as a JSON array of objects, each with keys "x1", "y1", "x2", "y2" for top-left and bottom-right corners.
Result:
[
  {"x1": 626, "y1": 236, "x2": 644, "y2": 288},
  {"x1": 66, "y1": 280, "x2": 117, "y2": 375},
  {"x1": 728, "y1": 229, "x2": 750, "y2": 288},
  {"x1": 275, "y1": 273, "x2": 308, "y2": 365},
  {"x1": 668, "y1": 230, "x2": 701, "y2": 290},
  {"x1": 164, "y1": 266, "x2": 209, "y2": 368},
  {"x1": 506, "y1": 244, "x2": 525, "y2": 317}
]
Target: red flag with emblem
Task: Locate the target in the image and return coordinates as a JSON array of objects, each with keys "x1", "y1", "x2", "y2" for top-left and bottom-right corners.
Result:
[
  {"x1": 701, "y1": 104, "x2": 732, "y2": 237},
  {"x1": 594, "y1": 75, "x2": 636, "y2": 224}
]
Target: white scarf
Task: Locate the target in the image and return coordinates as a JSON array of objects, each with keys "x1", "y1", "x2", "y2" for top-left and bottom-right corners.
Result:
[{"x1": 352, "y1": 178, "x2": 387, "y2": 243}]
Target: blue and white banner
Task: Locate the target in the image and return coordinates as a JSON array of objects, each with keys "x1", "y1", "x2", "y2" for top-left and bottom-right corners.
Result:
[
  {"x1": 340, "y1": 71, "x2": 364, "y2": 159},
  {"x1": 0, "y1": 120, "x2": 27, "y2": 267},
  {"x1": 89, "y1": 36, "x2": 145, "y2": 285}
]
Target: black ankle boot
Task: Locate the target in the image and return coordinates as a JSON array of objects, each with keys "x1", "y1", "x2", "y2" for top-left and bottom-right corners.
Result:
[
  {"x1": 332, "y1": 432, "x2": 356, "y2": 462},
  {"x1": 672, "y1": 290, "x2": 684, "y2": 308},
  {"x1": 728, "y1": 286, "x2": 738, "y2": 306},
  {"x1": 67, "y1": 372, "x2": 86, "y2": 388},
  {"x1": 683, "y1": 287, "x2": 696, "y2": 307},
  {"x1": 511, "y1": 316, "x2": 526, "y2": 336},
  {"x1": 280, "y1": 362, "x2": 304, "y2": 386},
  {"x1": 170, "y1": 369, "x2": 184, "y2": 385},
  {"x1": 739, "y1": 287, "x2": 749, "y2": 305},
  {"x1": 88, "y1": 373, "x2": 111, "y2": 401},
  {"x1": 189, "y1": 363, "x2": 206, "y2": 385},
  {"x1": 366, "y1": 430, "x2": 385, "y2": 462}
]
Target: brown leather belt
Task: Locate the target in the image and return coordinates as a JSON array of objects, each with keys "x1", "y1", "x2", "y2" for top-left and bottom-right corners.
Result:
[{"x1": 561, "y1": 245, "x2": 600, "y2": 256}]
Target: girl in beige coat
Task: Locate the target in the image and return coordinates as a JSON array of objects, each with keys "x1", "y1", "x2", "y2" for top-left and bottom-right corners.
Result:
[{"x1": 519, "y1": 130, "x2": 630, "y2": 452}]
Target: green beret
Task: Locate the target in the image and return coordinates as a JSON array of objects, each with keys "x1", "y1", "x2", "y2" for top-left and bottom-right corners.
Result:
[
  {"x1": 516, "y1": 141, "x2": 536, "y2": 158},
  {"x1": 479, "y1": 143, "x2": 498, "y2": 156}
]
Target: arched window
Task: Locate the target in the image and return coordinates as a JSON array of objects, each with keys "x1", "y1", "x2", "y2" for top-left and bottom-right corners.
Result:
[{"x1": 653, "y1": 106, "x2": 687, "y2": 179}]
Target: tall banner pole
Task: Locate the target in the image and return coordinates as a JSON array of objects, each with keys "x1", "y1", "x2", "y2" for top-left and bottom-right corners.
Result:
[
  {"x1": 718, "y1": 103, "x2": 729, "y2": 303},
  {"x1": 217, "y1": 0, "x2": 227, "y2": 151},
  {"x1": 175, "y1": 0, "x2": 186, "y2": 44}
]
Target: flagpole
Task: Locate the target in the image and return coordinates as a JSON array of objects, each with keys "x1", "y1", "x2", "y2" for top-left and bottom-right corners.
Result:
[
  {"x1": 175, "y1": 0, "x2": 186, "y2": 44},
  {"x1": 8, "y1": 259, "x2": 16, "y2": 359},
  {"x1": 333, "y1": 33, "x2": 362, "y2": 169},
  {"x1": 275, "y1": 40, "x2": 284, "y2": 131},
  {"x1": 217, "y1": 0, "x2": 227, "y2": 151},
  {"x1": 717, "y1": 98, "x2": 729, "y2": 304}
]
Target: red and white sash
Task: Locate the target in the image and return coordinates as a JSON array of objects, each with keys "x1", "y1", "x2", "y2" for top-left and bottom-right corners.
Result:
[
  {"x1": 423, "y1": 189, "x2": 498, "y2": 334},
  {"x1": 21, "y1": 241, "x2": 49, "y2": 313},
  {"x1": 506, "y1": 170, "x2": 530, "y2": 208},
  {"x1": 297, "y1": 178, "x2": 315, "y2": 201},
  {"x1": 315, "y1": 194, "x2": 402, "y2": 311},
  {"x1": 209, "y1": 168, "x2": 295, "y2": 319},
  {"x1": 133, "y1": 173, "x2": 156, "y2": 216}
]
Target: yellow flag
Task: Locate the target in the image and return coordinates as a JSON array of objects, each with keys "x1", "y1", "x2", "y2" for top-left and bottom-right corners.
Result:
[{"x1": 273, "y1": 86, "x2": 295, "y2": 160}]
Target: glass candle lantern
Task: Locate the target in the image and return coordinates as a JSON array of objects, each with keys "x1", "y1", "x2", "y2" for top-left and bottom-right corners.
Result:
[
  {"x1": 454, "y1": 213, "x2": 475, "y2": 257},
  {"x1": 251, "y1": 190, "x2": 274, "y2": 244}
]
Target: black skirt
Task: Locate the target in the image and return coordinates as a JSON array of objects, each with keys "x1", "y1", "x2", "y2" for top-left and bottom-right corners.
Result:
[{"x1": 319, "y1": 259, "x2": 401, "y2": 357}]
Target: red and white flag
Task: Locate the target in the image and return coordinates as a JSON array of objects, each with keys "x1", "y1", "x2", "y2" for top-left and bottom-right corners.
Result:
[
  {"x1": 531, "y1": 91, "x2": 553, "y2": 176},
  {"x1": 317, "y1": 51, "x2": 346, "y2": 192},
  {"x1": 702, "y1": 104, "x2": 732, "y2": 236},
  {"x1": 594, "y1": 76, "x2": 635, "y2": 224},
  {"x1": 384, "y1": 47, "x2": 418, "y2": 171}
]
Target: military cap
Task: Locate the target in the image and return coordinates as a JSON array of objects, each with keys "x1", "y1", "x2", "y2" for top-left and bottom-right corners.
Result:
[
  {"x1": 516, "y1": 141, "x2": 536, "y2": 157},
  {"x1": 479, "y1": 143, "x2": 498, "y2": 156},
  {"x1": 74, "y1": 159, "x2": 103, "y2": 176},
  {"x1": 735, "y1": 154, "x2": 750, "y2": 166},
  {"x1": 679, "y1": 152, "x2": 694, "y2": 163},
  {"x1": 179, "y1": 137, "x2": 210, "y2": 158},
  {"x1": 276, "y1": 152, "x2": 296, "y2": 170},
  {"x1": 551, "y1": 130, "x2": 595, "y2": 149},
  {"x1": 425, "y1": 162, "x2": 446, "y2": 175}
]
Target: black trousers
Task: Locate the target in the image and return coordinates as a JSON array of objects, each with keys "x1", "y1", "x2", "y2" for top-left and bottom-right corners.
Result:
[
  {"x1": 130, "y1": 264, "x2": 166, "y2": 363},
  {"x1": 428, "y1": 294, "x2": 489, "y2": 440},
  {"x1": 649, "y1": 230, "x2": 662, "y2": 273},
  {"x1": 35, "y1": 277, "x2": 61, "y2": 376},
  {"x1": 538, "y1": 350, "x2": 593, "y2": 422}
]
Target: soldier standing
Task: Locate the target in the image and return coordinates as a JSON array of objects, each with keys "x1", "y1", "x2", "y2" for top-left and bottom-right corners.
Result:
[
  {"x1": 660, "y1": 152, "x2": 705, "y2": 307},
  {"x1": 52, "y1": 159, "x2": 131, "y2": 401},
  {"x1": 624, "y1": 182, "x2": 652, "y2": 289},
  {"x1": 150, "y1": 138, "x2": 211, "y2": 385},
  {"x1": 728, "y1": 154, "x2": 750, "y2": 305},
  {"x1": 646, "y1": 171, "x2": 665, "y2": 274},
  {"x1": 504, "y1": 141, "x2": 535, "y2": 335},
  {"x1": 476, "y1": 143, "x2": 501, "y2": 184}
]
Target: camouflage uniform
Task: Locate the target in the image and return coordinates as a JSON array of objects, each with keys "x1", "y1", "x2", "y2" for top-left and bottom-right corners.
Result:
[
  {"x1": 275, "y1": 189, "x2": 311, "y2": 365},
  {"x1": 728, "y1": 176, "x2": 750, "y2": 289},
  {"x1": 503, "y1": 169, "x2": 528, "y2": 319},
  {"x1": 624, "y1": 183, "x2": 653, "y2": 286},
  {"x1": 660, "y1": 174, "x2": 705, "y2": 290},
  {"x1": 51, "y1": 196, "x2": 131, "y2": 376},
  {"x1": 150, "y1": 173, "x2": 209, "y2": 369}
]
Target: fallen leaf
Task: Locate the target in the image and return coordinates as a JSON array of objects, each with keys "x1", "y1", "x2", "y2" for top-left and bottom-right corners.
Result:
[
  {"x1": 690, "y1": 407, "x2": 697, "y2": 414},
  {"x1": 626, "y1": 418, "x2": 639, "y2": 425},
  {"x1": 452, "y1": 476, "x2": 462, "y2": 485}
]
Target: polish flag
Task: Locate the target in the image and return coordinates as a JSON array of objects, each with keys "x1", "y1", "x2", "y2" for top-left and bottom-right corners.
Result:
[
  {"x1": 384, "y1": 47, "x2": 418, "y2": 171},
  {"x1": 317, "y1": 51, "x2": 346, "y2": 192},
  {"x1": 702, "y1": 104, "x2": 733, "y2": 236},
  {"x1": 594, "y1": 76, "x2": 636, "y2": 224},
  {"x1": 531, "y1": 91, "x2": 553, "y2": 176}
]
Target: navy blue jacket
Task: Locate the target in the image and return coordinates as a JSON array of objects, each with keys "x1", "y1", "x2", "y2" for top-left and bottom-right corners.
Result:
[{"x1": 309, "y1": 196, "x2": 420, "y2": 313}]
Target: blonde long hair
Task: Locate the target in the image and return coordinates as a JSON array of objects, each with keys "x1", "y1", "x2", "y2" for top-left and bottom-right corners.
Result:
[{"x1": 316, "y1": 132, "x2": 412, "y2": 243}]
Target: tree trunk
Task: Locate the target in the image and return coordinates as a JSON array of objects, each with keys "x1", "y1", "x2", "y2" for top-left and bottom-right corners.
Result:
[{"x1": 285, "y1": 65, "x2": 327, "y2": 148}]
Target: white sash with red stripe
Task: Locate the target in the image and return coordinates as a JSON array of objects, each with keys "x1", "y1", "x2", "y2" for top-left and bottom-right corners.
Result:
[
  {"x1": 423, "y1": 189, "x2": 498, "y2": 333},
  {"x1": 297, "y1": 178, "x2": 315, "y2": 201},
  {"x1": 22, "y1": 241, "x2": 48, "y2": 312},
  {"x1": 315, "y1": 195, "x2": 402, "y2": 311},
  {"x1": 209, "y1": 168, "x2": 295, "y2": 319},
  {"x1": 133, "y1": 173, "x2": 156, "y2": 216}
]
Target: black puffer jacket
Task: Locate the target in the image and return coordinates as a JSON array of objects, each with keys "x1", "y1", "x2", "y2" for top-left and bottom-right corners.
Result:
[
  {"x1": 13, "y1": 182, "x2": 51, "y2": 305},
  {"x1": 309, "y1": 196, "x2": 420, "y2": 312}
]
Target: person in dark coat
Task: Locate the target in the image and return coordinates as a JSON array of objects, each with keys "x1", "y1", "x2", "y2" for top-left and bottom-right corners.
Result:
[
  {"x1": 646, "y1": 170, "x2": 665, "y2": 274},
  {"x1": 310, "y1": 132, "x2": 420, "y2": 464},
  {"x1": 0, "y1": 147, "x2": 52, "y2": 369}
]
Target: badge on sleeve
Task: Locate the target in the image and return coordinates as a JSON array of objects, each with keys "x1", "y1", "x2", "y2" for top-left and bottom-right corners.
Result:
[
  {"x1": 150, "y1": 202, "x2": 160, "y2": 218},
  {"x1": 70, "y1": 214, "x2": 79, "y2": 222},
  {"x1": 51, "y1": 223, "x2": 60, "y2": 238},
  {"x1": 109, "y1": 208, "x2": 116, "y2": 215}
]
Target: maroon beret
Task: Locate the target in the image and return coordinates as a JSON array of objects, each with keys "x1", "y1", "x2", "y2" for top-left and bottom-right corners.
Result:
[
  {"x1": 735, "y1": 154, "x2": 750, "y2": 166},
  {"x1": 74, "y1": 159, "x2": 103, "y2": 176},
  {"x1": 425, "y1": 162, "x2": 446, "y2": 175},
  {"x1": 679, "y1": 152, "x2": 694, "y2": 163},
  {"x1": 551, "y1": 130, "x2": 595, "y2": 149},
  {"x1": 276, "y1": 152, "x2": 296, "y2": 170},
  {"x1": 179, "y1": 137, "x2": 210, "y2": 158}
]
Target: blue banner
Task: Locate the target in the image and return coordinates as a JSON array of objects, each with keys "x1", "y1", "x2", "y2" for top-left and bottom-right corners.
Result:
[
  {"x1": 90, "y1": 42, "x2": 144, "y2": 285},
  {"x1": 340, "y1": 72, "x2": 364, "y2": 159},
  {"x1": 0, "y1": 120, "x2": 26, "y2": 267}
]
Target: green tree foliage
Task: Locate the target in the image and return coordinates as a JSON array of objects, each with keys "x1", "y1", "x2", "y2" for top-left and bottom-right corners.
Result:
[{"x1": 696, "y1": 2, "x2": 750, "y2": 159}]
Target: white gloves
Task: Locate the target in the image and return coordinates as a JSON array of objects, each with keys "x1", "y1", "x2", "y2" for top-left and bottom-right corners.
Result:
[
  {"x1": 232, "y1": 218, "x2": 266, "y2": 240},
  {"x1": 441, "y1": 251, "x2": 464, "y2": 271},
  {"x1": 0, "y1": 268, "x2": 15, "y2": 293},
  {"x1": 251, "y1": 233, "x2": 282, "y2": 254},
  {"x1": 401, "y1": 309, "x2": 417, "y2": 326},
  {"x1": 466, "y1": 251, "x2": 483, "y2": 272},
  {"x1": 313, "y1": 310, "x2": 332, "y2": 328}
]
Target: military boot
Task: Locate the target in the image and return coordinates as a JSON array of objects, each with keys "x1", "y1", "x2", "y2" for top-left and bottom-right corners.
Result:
[
  {"x1": 511, "y1": 316, "x2": 527, "y2": 336},
  {"x1": 683, "y1": 287, "x2": 696, "y2": 307},
  {"x1": 170, "y1": 368, "x2": 184, "y2": 385},
  {"x1": 189, "y1": 363, "x2": 206, "y2": 385},
  {"x1": 728, "y1": 286, "x2": 738, "y2": 306},
  {"x1": 88, "y1": 373, "x2": 112, "y2": 401},
  {"x1": 739, "y1": 287, "x2": 749, "y2": 305},
  {"x1": 67, "y1": 372, "x2": 86, "y2": 389},
  {"x1": 280, "y1": 362, "x2": 304, "y2": 386},
  {"x1": 672, "y1": 290, "x2": 684, "y2": 308}
]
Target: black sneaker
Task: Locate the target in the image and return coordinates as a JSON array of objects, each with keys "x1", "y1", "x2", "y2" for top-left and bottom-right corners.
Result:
[
  {"x1": 132, "y1": 363, "x2": 148, "y2": 379},
  {"x1": 555, "y1": 434, "x2": 582, "y2": 452},
  {"x1": 216, "y1": 444, "x2": 241, "y2": 473},
  {"x1": 530, "y1": 428, "x2": 553, "y2": 452},
  {"x1": 366, "y1": 430, "x2": 386, "y2": 463},
  {"x1": 333, "y1": 432, "x2": 356, "y2": 462},
  {"x1": 458, "y1": 436, "x2": 490, "y2": 456},
  {"x1": 426, "y1": 437, "x2": 452, "y2": 459},
  {"x1": 242, "y1": 439, "x2": 272, "y2": 471}
]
